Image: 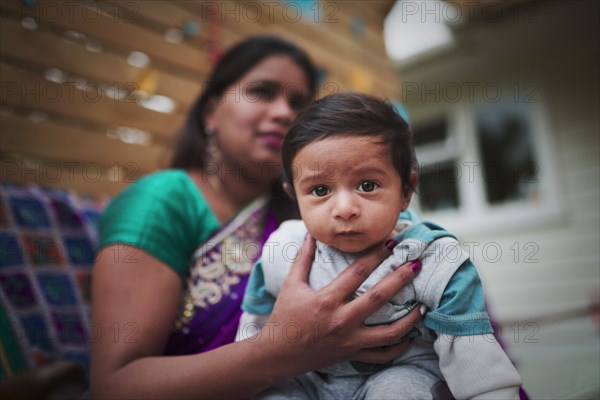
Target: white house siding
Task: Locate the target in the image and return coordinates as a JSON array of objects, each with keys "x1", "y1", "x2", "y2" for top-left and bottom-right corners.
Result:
[{"x1": 398, "y1": 2, "x2": 599, "y2": 398}]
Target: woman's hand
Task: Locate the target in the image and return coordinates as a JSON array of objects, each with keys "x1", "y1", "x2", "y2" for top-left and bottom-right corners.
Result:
[{"x1": 257, "y1": 234, "x2": 422, "y2": 378}]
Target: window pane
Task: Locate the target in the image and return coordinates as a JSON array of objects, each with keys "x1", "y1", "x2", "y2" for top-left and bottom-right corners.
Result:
[
  {"x1": 417, "y1": 162, "x2": 460, "y2": 212},
  {"x1": 413, "y1": 119, "x2": 447, "y2": 146},
  {"x1": 476, "y1": 102, "x2": 539, "y2": 205}
]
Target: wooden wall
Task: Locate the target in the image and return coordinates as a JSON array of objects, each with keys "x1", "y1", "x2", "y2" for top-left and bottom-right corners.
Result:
[{"x1": 0, "y1": 0, "x2": 397, "y2": 197}]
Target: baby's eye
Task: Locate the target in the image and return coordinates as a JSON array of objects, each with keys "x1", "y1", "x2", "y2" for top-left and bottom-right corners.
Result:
[
  {"x1": 311, "y1": 186, "x2": 330, "y2": 197},
  {"x1": 357, "y1": 181, "x2": 378, "y2": 192}
]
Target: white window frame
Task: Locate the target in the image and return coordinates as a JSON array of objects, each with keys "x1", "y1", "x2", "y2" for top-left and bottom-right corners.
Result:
[{"x1": 409, "y1": 94, "x2": 563, "y2": 237}]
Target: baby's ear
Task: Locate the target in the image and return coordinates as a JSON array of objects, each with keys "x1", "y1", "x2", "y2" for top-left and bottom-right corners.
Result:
[
  {"x1": 282, "y1": 182, "x2": 296, "y2": 201},
  {"x1": 401, "y1": 171, "x2": 419, "y2": 210}
]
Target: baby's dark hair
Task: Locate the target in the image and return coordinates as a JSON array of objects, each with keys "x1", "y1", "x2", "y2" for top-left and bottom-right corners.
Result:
[{"x1": 282, "y1": 92, "x2": 418, "y2": 195}]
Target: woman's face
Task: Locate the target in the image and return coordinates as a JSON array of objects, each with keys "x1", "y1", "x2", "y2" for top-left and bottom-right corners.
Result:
[{"x1": 205, "y1": 55, "x2": 311, "y2": 176}]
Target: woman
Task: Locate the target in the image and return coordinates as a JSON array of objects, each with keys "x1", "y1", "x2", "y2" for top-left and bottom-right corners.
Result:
[{"x1": 91, "y1": 36, "x2": 422, "y2": 399}]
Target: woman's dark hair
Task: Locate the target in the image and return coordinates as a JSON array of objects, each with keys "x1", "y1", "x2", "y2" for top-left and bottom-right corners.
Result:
[
  {"x1": 171, "y1": 36, "x2": 317, "y2": 222},
  {"x1": 282, "y1": 92, "x2": 418, "y2": 196}
]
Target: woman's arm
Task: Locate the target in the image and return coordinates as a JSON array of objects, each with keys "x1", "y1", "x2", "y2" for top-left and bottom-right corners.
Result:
[
  {"x1": 91, "y1": 237, "x2": 421, "y2": 399},
  {"x1": 91, "y1": 245, "x2": 290, "y2": 399}
]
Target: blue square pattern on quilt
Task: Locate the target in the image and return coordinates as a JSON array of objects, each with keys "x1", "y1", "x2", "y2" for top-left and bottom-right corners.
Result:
[
  {"x1": 35, "y1": 272, "x2": 78, "y2": 307},
  {"x1": 63, "y1": 236, "x2": 96, "y2": 266},
  {"x1": 0, "y1": 232, "x2": 25, "y2": 268},
  {"x1": 0, "y1": 272, "x2": 38, "y2": 309},
  {"x1": 9, "y1": 196, "x2": 51, "y2": 229},
  {"x1": 20, "y1": 313, "x2": 55, "y2": 353}
]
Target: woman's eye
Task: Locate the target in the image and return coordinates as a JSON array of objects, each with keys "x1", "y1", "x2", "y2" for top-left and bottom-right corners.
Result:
[
  {"x1": 311, "y1": 186, "x2": 330, "y2": 197},
  {"x1": 247, "y1": 86, "x2": 275, "y2": 101},
  {"x1": 357, "y1": 181, "x2": 377, "y2": 192}
]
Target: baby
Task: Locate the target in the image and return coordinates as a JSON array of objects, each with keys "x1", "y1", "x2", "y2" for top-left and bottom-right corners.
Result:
[{"x1": 237, "y1": 93, "x2": 523, "y2": 399}]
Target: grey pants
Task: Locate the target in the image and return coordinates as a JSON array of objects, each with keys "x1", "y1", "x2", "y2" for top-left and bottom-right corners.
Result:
[{"x1": 256, "y1": 364, "x2": 453, "y2": 400}]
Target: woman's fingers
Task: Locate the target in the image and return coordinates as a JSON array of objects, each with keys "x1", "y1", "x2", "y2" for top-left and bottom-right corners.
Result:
[
  {"x1": 323, "y1": 239, "x2": 397, "y2": 301},
  {"x1": 344, "y1": 260, "x2": 421, "y2": 324},
  {"x1": 286, "y1": 234, "x2": 317, "y2": 284}
]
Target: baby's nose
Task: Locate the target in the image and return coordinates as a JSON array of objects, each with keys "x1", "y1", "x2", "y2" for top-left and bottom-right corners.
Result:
[{"x1": 333, "y1": 193, "x2": 360, "y2": 220}]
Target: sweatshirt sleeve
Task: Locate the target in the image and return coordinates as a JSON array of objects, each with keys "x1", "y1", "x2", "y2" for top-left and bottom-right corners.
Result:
[
  {"x1": 434, "y1": 333, "x2": 523, "y2": 399},
  {"x1": 423, "y1": 260, "x2": 493, "y2": 336},
  {"x1": 241, "y1": 259, "x2": 276, "y2": 315}
]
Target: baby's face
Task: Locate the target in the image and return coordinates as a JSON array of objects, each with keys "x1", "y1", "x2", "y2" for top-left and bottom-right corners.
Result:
[{"x1": 291, "y1": 135, "x2": 408, "y2": 253}]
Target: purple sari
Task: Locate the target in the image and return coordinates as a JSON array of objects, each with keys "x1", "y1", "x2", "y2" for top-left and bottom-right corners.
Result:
[{"x1": 164, "y1": 196, "x2": 277, "y2": 355}]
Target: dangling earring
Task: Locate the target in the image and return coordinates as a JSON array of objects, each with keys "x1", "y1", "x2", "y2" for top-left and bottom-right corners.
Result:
[
  {"x1": 205, "y1": 126, "x2": 221, "y2": 162},
  {"x1": 204, "y1": 126, "x2": 225, "y2": 192}
]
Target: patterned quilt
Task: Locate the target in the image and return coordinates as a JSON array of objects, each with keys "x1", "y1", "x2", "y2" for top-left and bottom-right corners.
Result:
[{"x1": 0, "y1": 182, "x2": 105, "y2": 379}]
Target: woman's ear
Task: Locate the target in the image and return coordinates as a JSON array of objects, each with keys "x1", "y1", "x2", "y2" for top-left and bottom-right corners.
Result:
[
  {"x1": 401, "y1": 171, "x2": 418, "y2": 210},
  {"x1": 283, "y1": 182, "x2": 296, "y2": 201},
  {"x1": 203, "y1": 97, "x2": 218, "y2": 130}
]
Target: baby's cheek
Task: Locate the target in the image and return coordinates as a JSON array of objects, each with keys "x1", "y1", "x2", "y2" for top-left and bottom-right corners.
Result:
[
  {"x1": 299, "y1": 209, "x2": 323, "y2": 237},
  {"x1": 309, "y1": 225, "x2": 332, "y2": 245},
  {"x1": 306, "y1": 224, "x2": 329, "y2": 244},
  {"x1": 372, "y1": 213, "x2": 399, "y2": 241}
]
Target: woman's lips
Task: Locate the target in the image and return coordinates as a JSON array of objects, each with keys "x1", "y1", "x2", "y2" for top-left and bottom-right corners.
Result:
[{"x1": 258, "y1": 132, "x2": 285, "y2": 149}]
